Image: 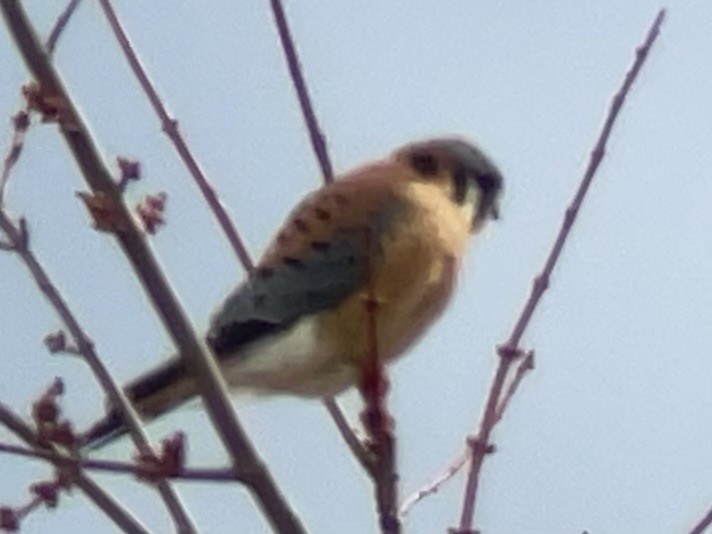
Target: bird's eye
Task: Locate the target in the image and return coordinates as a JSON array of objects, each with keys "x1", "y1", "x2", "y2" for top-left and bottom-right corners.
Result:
[
  {"x1": 453, "y1": 168, "x2": 468, "y2": 204},
  {"x1": 409, "y1": 152, "x2": 439, "y2": 176},
  {"x1": 475, "y1": 172, "x2": 500, "y2": 195}
]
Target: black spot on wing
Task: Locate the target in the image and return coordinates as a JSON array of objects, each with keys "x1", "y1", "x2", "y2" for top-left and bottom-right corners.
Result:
[
  {"x1": 314, "y1": 208, "x2": 331, "y2": 221},
  {"x1": 283, "y1": 256, "x2": 306, "y2": 269},
  {"x1": 333, "y1": 194, "x2": 350, "y2": 206},
  {"x1": 256, "y1": 266, "x2": 275, "y2": 279},
  {"x1": 293, "y1": 218, "x2": 309, "y2": 232},
  {"x1": 82, "y1": 409, "x2": 127, "y2": 450},
  {"x1": 205, "y1": 217, "x2": 399, "y2": 360},
  {"x1": 207, "y1": 319, "x2": 285, "y2": 358},
  {"x1": 127, "y1": 360, "x2": 187, "y2": 404},
  {"x1": 310, "y1": 240, "x2": 331, "y2": 252}
]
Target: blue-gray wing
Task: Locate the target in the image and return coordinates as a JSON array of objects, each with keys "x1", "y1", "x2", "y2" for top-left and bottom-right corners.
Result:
[
  {"x1": 81, "y1": 174, "x2": 406, "y2": 448},
  {"x1": 206, "y1": 229, "x2": 371, "y2": 359}
]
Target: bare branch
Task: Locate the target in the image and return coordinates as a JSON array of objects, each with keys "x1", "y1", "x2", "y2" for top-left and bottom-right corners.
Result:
[
  {"x1": 399, "y1": 451, "x2": 468, "y2": 518},
  {"x1": 454, "y1": 10, "x2": 667, "y2": 533},
  {"x1": 323, "y1": 397, "x2": 374, "y2": 472},
  {"x1": 96, "y1": 4, "x2": 367, "y2": 527},
  {"x1": 269, "y1": 0, "x2": 334, "y2": 183},
  {"x1": 0, "y1": 441, "x2": 243, "y2": 484},
  {"x1": 96, "y1": 0, "x2": 254, "y2": 273},
  {"x1": 359, "y1": 239, "x2": 399, "y2": 533},
  {"x1": 267, "y1": 0, "x2": 376, "y2": 491},
  {"x1": 45, "y1": 0, "x2": 82, "y2": 56},
  {"x1": 0, "y1": 3, "x2": 304, "y2": 532},
  {"x1": 493, "y1": 350, "x2": 535, "y2": 423},
  {"x1": 0, "y1": 209, "x2": 196, "y2": 533},
  {"x1": 689, "y1": 505, "x2": 712, "y2": 534}
]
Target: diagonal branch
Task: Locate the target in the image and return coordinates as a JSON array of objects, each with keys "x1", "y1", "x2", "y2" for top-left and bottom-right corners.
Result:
[
  {"x1": 98, "y1": 0, "x2": 367, "y2": 509},
  {"x1": 0, "y1": 3, "x2": 305, "y2": 533},
  {"x1": 399, "y1": 450, "x2": 468, "y2": 519},
  {"x1": 454, "y1": 9, "x2": 667, "y2": 533},
  {"x1": 0, "y1": 209, "x2": 196, "y2": 534},
  {"x1": 96, "y1": 0, "x2": 254, "y2": 273},
  {"x1": 269, "y1": 0, "x2": 334, "y2": 183},
  {"x1": 46, "y1": 0, "x2": 82, "y2": 56},
  {"x1": 267, "y1": 0, "x2": 376, "y2": 486},
  {"x1": 689, "y1": 504, "x2": 712, "y2": 534},
  {"x1": 323, "y1": 397, "x2": 374, "y2": 472}
]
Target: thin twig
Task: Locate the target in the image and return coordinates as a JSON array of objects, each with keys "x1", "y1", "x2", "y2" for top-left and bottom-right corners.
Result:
[
  {"x1": 45, "y1": 0, "x2": 82, "y2": 56},
  {"x1": 689, "y1": 505, "x2": 712, "y2": 534},
  {"x1": 0, "y1": 0, "x2": 67, "y2": 206},
  {"x1": 0, "y1": 403, "x2": 149, "y2": 534},
  {"x1": 0, "y1": 3, "x2": 305, "y2": 533},
  {"x1": 400, "y1": 351, "x2": 534, "y2": 517},
  {"x1": 399, "y1": 451, "x2": 468, "y2": 518},
  {"x1": 98, "y1": 0, "x2": 367, "y2": 513},
  {"x1": 269, "y1": 0, "x2": 334, "y2": 183},
  {"x1": 268, "y1": 1, "x2": 363, "y2": 470},
  {"x1": 454, "y1": 10, "x2": 667, "y2": 533},
  {"x1": 0, "y1": 441, "x2": 243, "y2": 483},
  {"x1": 268, "y1": 0, "x2": 370, "y2": 485},
  {"x1": 0, "y1": 209, "x2": 197, "y2": 534},
  {"x1": 358, "y1": 229, "x2": 399, "y2": 533},
  {"x1": 1, "y1": 0, "x2": 81, "y2": 205},
  {"x1": 96, "y1": 0, "x2": 254, "y2": 273},
  {"x1": 323, "y1": 397, "x2": 374, "y2": 472},
  {"x1": 493, "y1": 350, "x2": 535, "y2": 423},
  {"x1": 0, "y1": 109, "x2": 29, "y2": 206}
]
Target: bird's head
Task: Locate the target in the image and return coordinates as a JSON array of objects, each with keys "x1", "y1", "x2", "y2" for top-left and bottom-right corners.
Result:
[{"x1": 393, "y1": 136, "x2": 504, "y2": 233}]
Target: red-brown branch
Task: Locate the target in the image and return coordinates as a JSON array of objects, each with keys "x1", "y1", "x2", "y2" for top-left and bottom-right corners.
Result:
[
  {"x1": 358, "y1": 229, "x2": 399, "y2": 533},
  {"x1": 269, "y1": 0, "x2": 334, "y2": 183},
  {"x1": 0, "y1": 3, "x2": 305, "y2": 533},
  {"x1": 454, "y1": 9, "x2": 667, "y2": 533},
  {"x1": 0, "y1": 441, "x2": 244, "y2": 484}
]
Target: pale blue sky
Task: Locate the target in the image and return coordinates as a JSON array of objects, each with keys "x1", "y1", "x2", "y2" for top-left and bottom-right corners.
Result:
[{"x1": 1, "y1": 2, "x2": 710, "y2": 533}]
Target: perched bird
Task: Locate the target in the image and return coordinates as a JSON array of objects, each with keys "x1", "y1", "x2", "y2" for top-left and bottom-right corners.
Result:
[{"x1": 83, "y1": 136, "x2": 503, "y2": 448}]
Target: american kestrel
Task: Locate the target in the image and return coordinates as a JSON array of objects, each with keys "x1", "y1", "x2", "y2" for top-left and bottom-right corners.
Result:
[{"x1": 84, "y1": 136, "x2": 503, "y2": 447}]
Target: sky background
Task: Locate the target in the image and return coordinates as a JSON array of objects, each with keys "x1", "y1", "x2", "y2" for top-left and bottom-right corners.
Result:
[{"x1": 1, "y1": 2, "x2": 710, "y2": 533}]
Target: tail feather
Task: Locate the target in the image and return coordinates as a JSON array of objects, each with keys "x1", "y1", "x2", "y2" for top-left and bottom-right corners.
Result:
[
  {"x1": 81, "y1": 358, "x2": 198, "y2": 450},
  {"x1": 80, "y1": 410, "x2": 128, "y2": 450}
]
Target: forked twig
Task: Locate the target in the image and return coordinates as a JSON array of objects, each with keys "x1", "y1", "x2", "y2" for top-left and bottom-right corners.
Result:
[
  {"x1": 454, "y1": 10, "x2": 667, "y2": 533},
  {"x1": 0, "y1": 208, "x2": 197, "y2": 534},
  {"x1": 493, "y1": 350, "x2": 535, "y2": 422},
  {"x1": 0, "y1": 402, "x2": 149, "y2": 534},
  {"x1": 97, "y1": 0, "x2": 367, "y2": 497},
  {"x1": 401, "y1": 351, "x2": 534, "y2": 518},
  {"x1": 0, "y1": 3, "x2": 305, "y2": 533},
  {"x1": 1, "y1": 0, "x2": 82, "y2": 206}
]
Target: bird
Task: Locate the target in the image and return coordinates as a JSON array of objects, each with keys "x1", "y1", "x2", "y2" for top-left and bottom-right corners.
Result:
[{"x1": 82, "y1": 136, "x2": 503, "y2": 448}]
